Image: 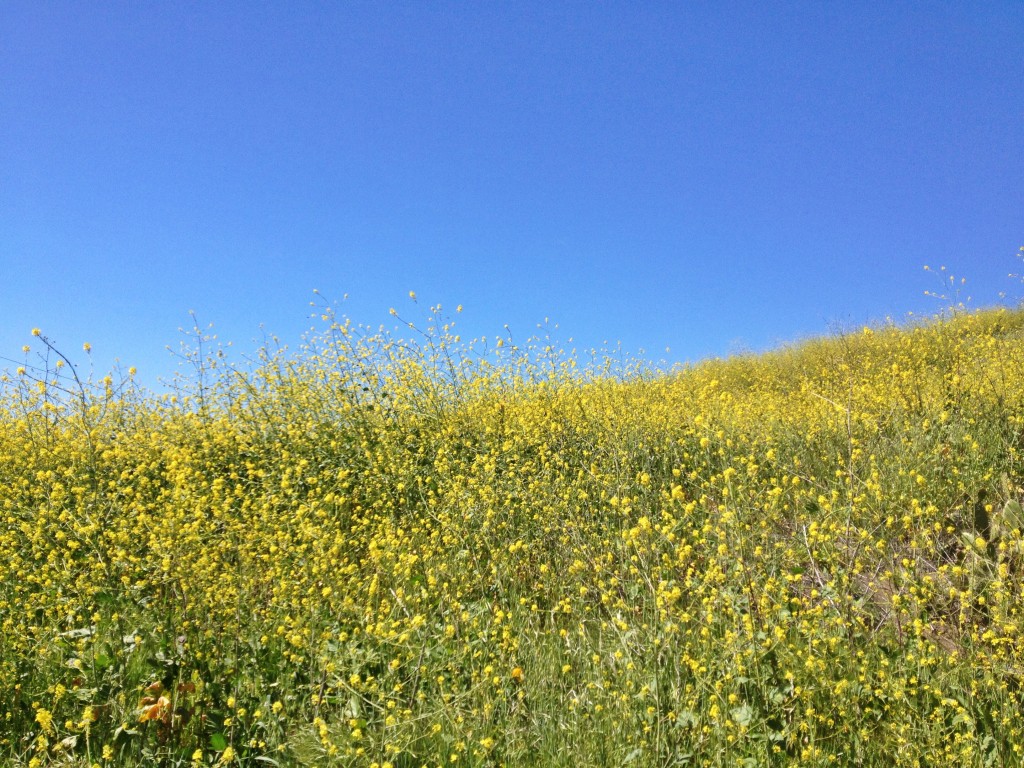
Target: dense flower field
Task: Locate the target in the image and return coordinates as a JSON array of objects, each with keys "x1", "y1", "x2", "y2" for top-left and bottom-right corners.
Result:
[{"x1": 3, "y1": 303, "x2": 1024, "y2": 766}]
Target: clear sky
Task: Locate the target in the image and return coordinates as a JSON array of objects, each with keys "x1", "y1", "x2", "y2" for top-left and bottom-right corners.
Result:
[{"x1": 2, "y1": 2, "x2": 1023, "y2": 387}]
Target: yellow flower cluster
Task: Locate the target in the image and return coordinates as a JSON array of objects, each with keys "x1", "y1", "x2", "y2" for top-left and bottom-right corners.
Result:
[{"x1": 2, "y1": 303, "x2": 1024, "y2": 765}]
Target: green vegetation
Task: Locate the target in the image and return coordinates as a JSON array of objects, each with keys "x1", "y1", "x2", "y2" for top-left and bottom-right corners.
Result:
[{"x1": 2, "y1": 301, "x2": 1024, "y2": 766}]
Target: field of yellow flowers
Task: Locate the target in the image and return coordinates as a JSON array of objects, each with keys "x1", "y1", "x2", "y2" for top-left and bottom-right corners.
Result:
[{"x1": 3, "y1": 302, "x2": 1024, "y2": 767}]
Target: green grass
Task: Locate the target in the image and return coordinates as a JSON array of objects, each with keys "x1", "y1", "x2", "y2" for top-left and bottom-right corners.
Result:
[{"x1": 2, "y1": 304, "x2": 1024, "y2": 766}]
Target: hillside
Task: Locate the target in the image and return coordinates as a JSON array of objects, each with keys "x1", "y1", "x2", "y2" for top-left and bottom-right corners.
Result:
[{"x1": 3, "y1": 307, "x2": 1024, "y2": 766}]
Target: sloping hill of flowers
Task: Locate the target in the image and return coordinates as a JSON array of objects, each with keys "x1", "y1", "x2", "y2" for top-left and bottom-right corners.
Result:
[{"x1": 2, "y1": 303, "x2": 1024, "y2": 767}]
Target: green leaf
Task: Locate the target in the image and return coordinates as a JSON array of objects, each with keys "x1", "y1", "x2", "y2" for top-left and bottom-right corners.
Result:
[
  {"x1": 731, "y1": 703, "x2": 754, "y2": 726},
  {"x1": 60, "y1": 626, "x2": 96, "y2": 639},
  {"x1": 346, "y1": 694, "x2": 362, "y2": 719},
  {"x1": 1001, "y1": 499, "x2": 1024, "y2": 531},
  {"x1": 952, "y1": 712, "x2": 975, "y2": 731},
  {"x1": 114, "y1": 724, "x2": 140, "y2": 739},
  {"x1": 74, "y1": 686, "x2": 98, "y2": 701},
  {"x1": 210, "y1": 732, "x2": 227, "y2": 751},
  {"x1": 674, "y1": 710, "x2": 697, "y2": 728}
]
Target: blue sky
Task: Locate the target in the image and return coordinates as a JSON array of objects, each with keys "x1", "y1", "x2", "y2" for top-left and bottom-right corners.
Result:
[{"x1": 2, "y1": 2, "x2": 1023, "y2": 387}]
